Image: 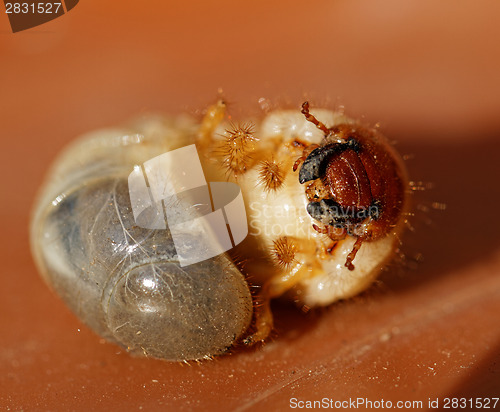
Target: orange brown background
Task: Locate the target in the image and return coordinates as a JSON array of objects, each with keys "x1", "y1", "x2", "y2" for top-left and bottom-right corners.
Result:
[{"x1": 1, "y1": 0, "x2": 500, "y2": 410}]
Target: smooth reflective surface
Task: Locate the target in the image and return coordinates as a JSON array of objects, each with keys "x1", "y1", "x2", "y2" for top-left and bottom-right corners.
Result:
[{"x1": 30, "y1": 124, "x2": 253, "y2": 361}]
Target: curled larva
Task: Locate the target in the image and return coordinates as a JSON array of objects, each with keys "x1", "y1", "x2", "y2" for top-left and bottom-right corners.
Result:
[{"x1": 31, "y1": 100, "x2": 410, "y2": 359}]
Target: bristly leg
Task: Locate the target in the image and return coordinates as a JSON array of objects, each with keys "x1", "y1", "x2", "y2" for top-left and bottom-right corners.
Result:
[
  {"x1": 219, "y1": 122, "x2": 258, "y2": 178},
  {"x1": 271, "y1": 235, "x2": 317, "y2": 266},
  {"x1": 258, "y1": 158, "x2": 286, "y2": 192},
  {"x1": 271, "y1": 236, "x2": 297, "y2": 270}
]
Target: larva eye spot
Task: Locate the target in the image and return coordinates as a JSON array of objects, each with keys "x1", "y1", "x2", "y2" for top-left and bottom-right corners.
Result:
[{"x1": 31, "y1": 97, "x2": 410, "y2": 361}]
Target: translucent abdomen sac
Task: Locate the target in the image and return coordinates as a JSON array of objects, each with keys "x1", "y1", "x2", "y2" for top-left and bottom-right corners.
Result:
[{"x1": 30, "y1": 115, "x2": 253, "y2": 361}]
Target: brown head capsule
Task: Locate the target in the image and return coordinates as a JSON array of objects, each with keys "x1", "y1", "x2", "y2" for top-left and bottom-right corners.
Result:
[{"x1": 295, "y1": 102, "x2": 407, "y2": 270}]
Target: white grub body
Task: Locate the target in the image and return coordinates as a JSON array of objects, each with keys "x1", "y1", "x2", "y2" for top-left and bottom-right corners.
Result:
[{"x1": 31, "y1": 104, "x2": 408, "y2": 360}]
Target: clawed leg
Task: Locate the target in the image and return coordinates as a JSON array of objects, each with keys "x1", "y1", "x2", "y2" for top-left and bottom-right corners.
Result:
[
  {"x1": 344, "y1": 237, "x2": 364, "y2": 271},
  {"x1": 326, "y1": 241, "x2": 337, "y2": 254},
  {"x1": 313, "y1": 224, "x2": 346, "y2": 259},
  {"x1": 244, "y1": 262, "x2": 312, "y2": 345},
  {"x1": 244, "y1": 236, "x2": 317, "y2": 345},
  {"x1": 312, "y1": 223, "x2": 346, "y2": 239},
  {"x1": 312, "y1": 224, "x2": 364, "y2": 271},
  {"x1": 293, "y1": 101, "x2": 331, "y2": 172},
  {"x1": 197, "y1": 99, "x2": 226, "y2": 150},
  {"x1": 293, "y1": 143, "x2": 320, "y2": 171},
  {"x1": 301, "y1": 101, "x2": 330, "y2": 135}
]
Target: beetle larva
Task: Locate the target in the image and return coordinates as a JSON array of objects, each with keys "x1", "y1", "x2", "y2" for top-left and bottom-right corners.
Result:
[{"x1": 31, "y1": 100, "x2": 410, "y2": 359}]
